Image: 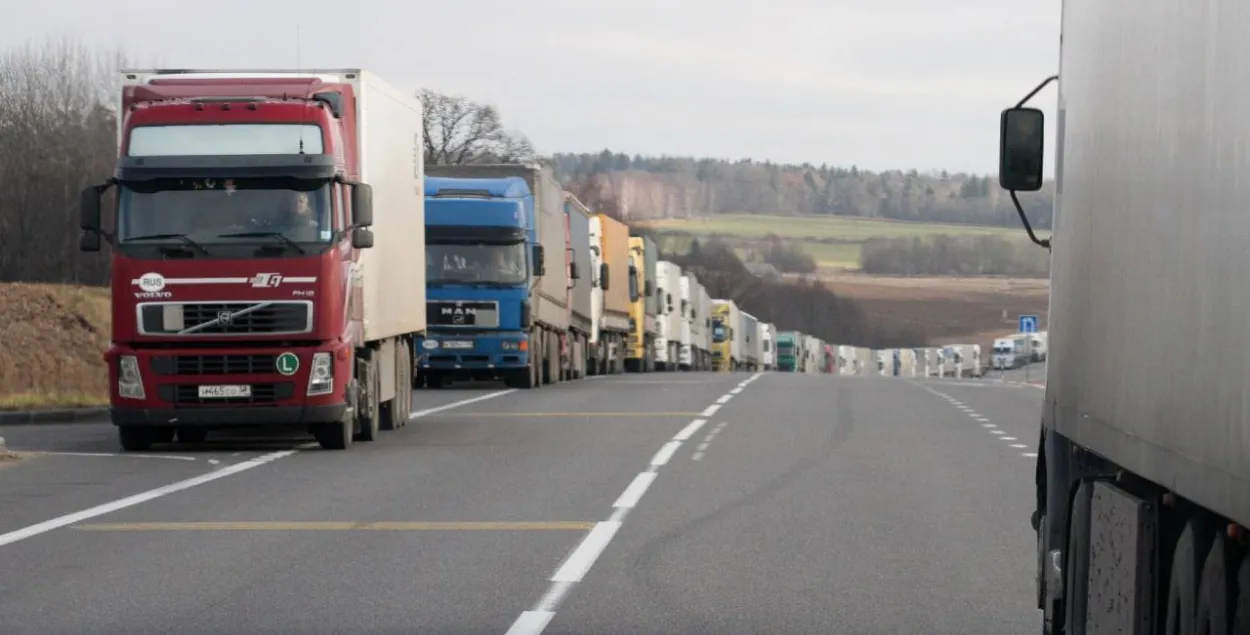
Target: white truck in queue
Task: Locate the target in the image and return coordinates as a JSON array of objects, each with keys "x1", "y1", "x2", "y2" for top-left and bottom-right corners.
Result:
[{"x1": 999, "y1": 2, "x2": 1250, "y2": 631}]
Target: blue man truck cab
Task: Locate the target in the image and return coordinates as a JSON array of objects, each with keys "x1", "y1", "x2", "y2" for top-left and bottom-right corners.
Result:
[{"x1": 416, "y1": 169, "x2": 571, "y2": 390}]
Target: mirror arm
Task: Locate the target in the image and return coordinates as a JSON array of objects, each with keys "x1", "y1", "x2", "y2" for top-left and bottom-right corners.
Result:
[
  {"x1": 1015, "y1": 74, "x2": 1059, "y2": 108},
  {"x1": 1005, "y1": 74, "x2": 1058, "y2": 252},
  {"x1": 1008, "y1": 190, "x2": 1050, "y2": 250}
]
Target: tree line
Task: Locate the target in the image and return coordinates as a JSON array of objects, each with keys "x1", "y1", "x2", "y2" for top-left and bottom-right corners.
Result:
[
  {"x1": 860, "y1": 235, "x2": 1049, "y2": 278},
  {"x1": 0, "y1": 38, "x2": 921, "y2": 346},
  {"x1": 550, "y1": 151, "x2": 1055, "y2": 228}
]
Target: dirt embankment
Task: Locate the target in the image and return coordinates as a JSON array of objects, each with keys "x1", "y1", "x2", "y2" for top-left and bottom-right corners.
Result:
[
  {"x1": 0, "y1": 283, "x2": 110, "y2": 409},
  {"x1": 812, "y1": 273, "x2": 1050, "y2": 352}
]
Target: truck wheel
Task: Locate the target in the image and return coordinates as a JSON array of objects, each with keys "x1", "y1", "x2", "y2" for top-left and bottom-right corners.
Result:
[
  {"x1": 1166, "y1": 521, "x2": 1213, "y2": 635},
  {"x1": 355, "y1": 363, "x2": 381, "y2": 442},
  {"x1": 176, "y1": 427, "x2": 208, "y2": 443},
  {"x1": 315, "y1": 419, "x2": 353, "y2": 450},
  {"x1": 381, "y1": 340, "x2": 411, "y2": 431},
  {"x1": 506, "y1": 368, "x2": 536, "y2": 389},
  {"x1": 118, "y1": 427, "x2": 154, "y2": 452},
  {"x1": 1232, "y1": 555, "x2": 1250, "y2": 632},
  {"x1": 152, "y1": 427, "x2": 176, "y2": 444},
  {"x1": 1195, "y1": 534, "x2": 1233, "y2": 635}
]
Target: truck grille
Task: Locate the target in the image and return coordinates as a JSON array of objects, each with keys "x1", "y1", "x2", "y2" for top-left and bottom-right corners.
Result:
[
  {"x1": 151, "y1": 354, "x2": 279, "y2": 376},
  {"x1": 427, "y1": 301, "x2": 499, "y2": 328},
  {"x1": 158, "y1": 382, "x2": 294, "y2": 405},
  {"x1": 138, "y1": 302, "x2": 312, "y2": 336}
]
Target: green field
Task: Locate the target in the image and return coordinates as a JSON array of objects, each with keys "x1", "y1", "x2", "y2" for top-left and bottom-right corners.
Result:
[{"x1": 644, "y1": 214, "x2": 1018, "y2": 269}]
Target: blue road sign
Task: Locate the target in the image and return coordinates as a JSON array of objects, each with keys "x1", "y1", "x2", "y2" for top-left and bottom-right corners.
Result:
[{"x1": 1019, "y1": 315, "x2": 1039, "y2": 333}]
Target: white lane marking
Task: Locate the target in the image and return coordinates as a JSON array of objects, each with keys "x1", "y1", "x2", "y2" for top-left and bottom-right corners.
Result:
[
  {"x1": 650, "y1": 441, "x2": 681, "y2": 467},
  {"x1": 982, "y1": 423, "x2": 997, "y2": 428},
  {"x1": 696, "y1": 442, "x2": 710, "y2": 451},
  {"x1": 408, "y1": 389, "x2": 515, "y2": 418},
  {"x1": 208, "y1": 459, "x2": 221, "y2": 465},
  {"x1": 1011, "y1": 444, "x2": 1028, "y2": 448},
  {"x1": 672, "y1": 419, "x2": 707, "y2": 441},
  {"x1": 505, "y1": 374, "x2": 761, "y2": 634},
  {"x1": 729, "y1": 387, "x2": 743, "y2": 394},
  {"x1": 715, "y1": 395, "x2": 732, "y2": 404},
  {"x1": 1001, "y1": 437, "x2": 1017, "y2": 441},
  {"x1": 915, "y1": 382, "x2": 1038, "y2": 460},
  {"x1": 505, "y1": 611, "x2": 555, "y2": 635},
  {"x1": 42, "y1": 452, "x2": 196, "y2": 461},
  {"x1": 0, "y1": 450, "x2": 294, "y2": 548},
  {"x1": 550, "y1": 521, "x2": 622, "y2": 582},
  {"x1": 1023, "y1": 452, "x2": 1038, "y2": 457},
  {"x1": 991, "y1": 430, "x2": 1005, "y2": 435},
  {"x1": 973, "y1": 416, "x2": 990, "y2": 422},
  {"x1": 613, "y1": 472, "x2": 657, "y2": 509},
  {"x1": 700, "y1": 404, "x2": 721, "y2": 417},
  {"x1": 692, "y1": 452, "x2": 705, "y2": 461}
]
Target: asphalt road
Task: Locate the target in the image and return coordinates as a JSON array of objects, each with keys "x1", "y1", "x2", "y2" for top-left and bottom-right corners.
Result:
[{"x1": 0, "y1": 372, "x2": 1044, "y2": 635}]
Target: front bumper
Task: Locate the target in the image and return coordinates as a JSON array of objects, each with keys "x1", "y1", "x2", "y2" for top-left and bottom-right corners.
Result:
[
  {"x1": 416, "y1": 332, "x2": 529, "y2": 370},
  {"x1": 111, "y1": 403, "x2": 347, "y2": 427}
]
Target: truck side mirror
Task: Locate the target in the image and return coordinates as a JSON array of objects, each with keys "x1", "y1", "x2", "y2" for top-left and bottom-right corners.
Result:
[
  {"x1": 351, "y1": 228, "x2": 374, "y2": 249},
  {"x1": 79, "y1": 185, "x2": 103, "y2": 253},
  {"x1": 351, "y1": 183, "x2": 374, "y2": 226},
  {"x1": 666, "y1": 292, "x2": 673, "y2": 305},
  {"x1": 599, "y1": 263, "x2": 610, "y2": 290},
  {"x1": 80, "y1": 185, "x2": 101, "y2": 233},
  {"x1": 532, "y1": 244, "x2": 545, "y2": 276},
  {"x1": 998, "y1": 107, "x2": 1045, "y2": 192},
  {"x1": 645, "y1": 281, "x2": 653, "y2": 295},
  {"x1": 569, "y1": 259, "x2": 580, "y2": 280}
]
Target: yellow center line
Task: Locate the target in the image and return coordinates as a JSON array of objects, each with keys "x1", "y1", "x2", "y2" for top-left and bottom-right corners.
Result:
[
  {"x1": 444, "y1": 412, "x2": 702, "y2": 417},
  {"x1": 73, "y1": 521, "x2": 597, "y2": 532}
]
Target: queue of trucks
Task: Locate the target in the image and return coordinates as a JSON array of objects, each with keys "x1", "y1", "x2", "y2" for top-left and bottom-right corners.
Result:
[{"x1": 78, "y1": 67, "x2": 990, "y2": 458}]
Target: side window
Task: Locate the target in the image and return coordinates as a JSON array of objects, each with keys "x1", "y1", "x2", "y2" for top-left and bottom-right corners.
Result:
[
  {"x1": 335, "y1": 184, "x2": 347, "y2": 230},
  {"x1": 340, "y1": 184, "x2": 353, "y2": 229}
]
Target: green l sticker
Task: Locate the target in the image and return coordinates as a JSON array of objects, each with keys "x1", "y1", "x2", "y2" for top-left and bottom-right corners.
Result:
[{"x1": 276, "y1": 352, "x2": 300, "y2": 376}]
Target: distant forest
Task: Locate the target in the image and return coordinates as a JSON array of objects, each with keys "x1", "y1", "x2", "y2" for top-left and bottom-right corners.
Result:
[{"x1": 550, "y1": 151, "x2": 1054, "y2": 229}]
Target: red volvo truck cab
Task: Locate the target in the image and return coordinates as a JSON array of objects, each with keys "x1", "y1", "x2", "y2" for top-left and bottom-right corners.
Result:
[{"x1": 79, "y1": 69, "x2": 426, "y2": 452}]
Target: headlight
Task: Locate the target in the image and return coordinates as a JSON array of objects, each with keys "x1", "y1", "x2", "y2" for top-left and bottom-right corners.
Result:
[
  {"x1": 421, "y1": 339, "x2": 439, "y2": 350},
  {"x1": 118, "y1": 355, "x2": 144, "y2": 399},
  {"x1": 307, "y1": 352, "x2": 334, "y2": 396},
  {"x1": 500, "y1": 341, "x2": 521, "y2": 351}
]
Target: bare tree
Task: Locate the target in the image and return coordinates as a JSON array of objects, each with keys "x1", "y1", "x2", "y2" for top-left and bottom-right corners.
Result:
[
  {"x1": 419, "y1": 88, "x2": 535, "y2": 165},
  {"x1": 0, "y1": 38, "x2": 126, "y2": 285}
]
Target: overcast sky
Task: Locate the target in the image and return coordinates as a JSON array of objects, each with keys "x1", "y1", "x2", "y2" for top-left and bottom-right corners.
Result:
[{"x1": 4, "y1": 0, "x2": 1060, "y2": 174}]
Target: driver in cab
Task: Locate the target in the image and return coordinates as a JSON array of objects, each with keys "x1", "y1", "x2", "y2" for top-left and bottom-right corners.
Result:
[
  {"x1": 490, "y1": 248, "x2": 524, "y2": 281},
  {"x1": 273, "y1": 192, "x2": 320, "y2": 241}
]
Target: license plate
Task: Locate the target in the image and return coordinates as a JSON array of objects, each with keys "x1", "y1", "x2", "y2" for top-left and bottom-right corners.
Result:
[
  {"x1": 443, "y1": 340, "x2": 473, "y2": 349},
  {"x1": 198, "y1": 384, "x2": 251, "y2": 399}
]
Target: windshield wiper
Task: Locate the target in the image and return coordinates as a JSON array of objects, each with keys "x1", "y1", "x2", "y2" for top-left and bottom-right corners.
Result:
[
  {"x1": 217, "y1": 232, "x2": 306, "y2": 255},
  {"x1": 125, "y1": 233, "x2": 211, "y2": 256}
]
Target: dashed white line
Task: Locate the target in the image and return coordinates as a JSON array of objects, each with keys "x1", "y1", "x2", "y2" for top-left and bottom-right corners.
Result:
[
  {"x1": 715, "y1": 394, "x2": 733, "y2": 404},
  {"x1": 700, "y1": 404, "x2": 721, "y2": 417},
  {"x1": 729, "y1": 387, "x2": 743, "y2": 394},
  {"x1": 504, "y1": 372, "x2": 763, "y2": 634},
  {"x1": 650, "y1": 441, "x2": 682, "y2": 467},
  {"x1": 917, "y1": 382, "x2": 1038, "y2": 461},
  {"x1": 672, "y1": 419, "x2": 707, "y2": 441},
  {"x1": 551, "y1": 521, "x2": 622, "y2": 582},
  {"x1": 613, "y1": 472, "x2": 657, "y2": 509}
]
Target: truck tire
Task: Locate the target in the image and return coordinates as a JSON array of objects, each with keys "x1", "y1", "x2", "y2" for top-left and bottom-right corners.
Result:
[
  {"x1": 355, "y1": 361, "x2": 381, "y2": 442},
  {"x1": 315, "y1": 418, "x2": 353, "y2": 450},
  {"x1": 1194, "y1": 534, "x2": 1233, "y2": 635},
  {"x1": 118, "y1": 427, "x2": 154, "y2": 452},
  {"x1": 152, "y1": 427, "x2": 176, "y2": 443},
  {"x1": 380, "y1": 340, "x2": 410, "y2": 431},
  {"x1": 1232, "y1": 556, "x2": 1250, "y2": 632},
  {"x1": 1166, "y1": 521, "x2": 1213, "y2": 635}
]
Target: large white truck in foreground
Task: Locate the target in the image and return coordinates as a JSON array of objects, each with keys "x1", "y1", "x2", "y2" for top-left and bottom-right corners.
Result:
[{"x1": 1001, "y1": 3, "x2": 1250, "y2": 632}]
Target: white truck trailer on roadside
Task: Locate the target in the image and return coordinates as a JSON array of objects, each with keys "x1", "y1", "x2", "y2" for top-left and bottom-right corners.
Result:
[
  {"x1": 654, "y1": 260, "x2": 683, "y2": 370},
  {"x1": 995, "y1": 5, "x2": 1250, "y2": 630}
]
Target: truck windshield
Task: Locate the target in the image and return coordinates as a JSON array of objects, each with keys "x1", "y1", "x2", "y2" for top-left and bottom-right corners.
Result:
[
  {"x1": 712, "y1": 319, "x2": 726, "y2": 342},
  {"x1": 118, "y1": 178, "x2": 334, "y2": 247},
  {"x1": 426, "y1": 242, "x2": 527, "y2": 286},
  {"x1": 994, "y1": 345, "x2": 1012, "y2": 354}
]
